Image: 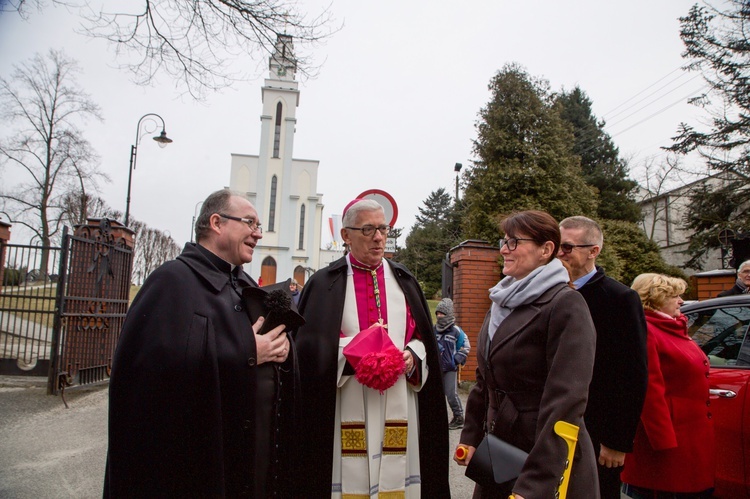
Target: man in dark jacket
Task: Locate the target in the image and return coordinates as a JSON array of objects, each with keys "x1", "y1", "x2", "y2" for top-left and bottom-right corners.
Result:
[
  {"x1": 718, "y1": 259, "x2": 750, "y2": 296},
  {"x1": 293, "y1": 198, "x2": 450, "y2": 498},
  {"x1": 104, "y1": 189, "x2": 295, "y2": 498},
  {"x1": 559, "y1": 216, "x2": 648, "y2": 499}
]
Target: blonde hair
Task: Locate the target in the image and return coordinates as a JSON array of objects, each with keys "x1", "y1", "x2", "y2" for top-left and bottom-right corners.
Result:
[{"x1": 631, "y1": 273, "x2": 687, "y2": 312}]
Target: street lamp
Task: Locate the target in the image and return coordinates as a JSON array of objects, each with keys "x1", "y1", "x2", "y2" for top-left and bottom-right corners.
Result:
[
  {"x1": 454, "y1": 162, "x2": 463, "y2": 201},
  {"x1": 124, "y1": 113, "x2": 173, "y2": 227},
  {"x1": 191, "y1": 200, "x2": 204, "y2": 243}
]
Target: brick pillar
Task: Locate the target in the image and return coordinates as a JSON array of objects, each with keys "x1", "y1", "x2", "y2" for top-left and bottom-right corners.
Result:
[
  {"x1": 450, "y1": 240, "x2": 502, "y2": 382},
  {"x1": 692, "y1": 272, "x2": 737, "y2": 300},
  {"x1": 0, "y1": 221, "x2": 11, "y2": 292}
]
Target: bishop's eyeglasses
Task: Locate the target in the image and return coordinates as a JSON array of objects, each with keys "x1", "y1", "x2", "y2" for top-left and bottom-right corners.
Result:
[{"x1": 345, "y1": 224, "x2": 391, "y2": 237}]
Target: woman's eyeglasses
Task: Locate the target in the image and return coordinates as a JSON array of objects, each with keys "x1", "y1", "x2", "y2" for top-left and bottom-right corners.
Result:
[{"x1": 498, "y1": 237, "x2": 535, "y2": 251}]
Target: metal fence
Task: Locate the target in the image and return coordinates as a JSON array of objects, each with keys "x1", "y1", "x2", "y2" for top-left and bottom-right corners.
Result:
[
  {"x1": 0, "y1": 220, "x2": 134, "y2": 394},
  {"x1": 0, "y1": 240, "x2": 62, "y2": 377}
]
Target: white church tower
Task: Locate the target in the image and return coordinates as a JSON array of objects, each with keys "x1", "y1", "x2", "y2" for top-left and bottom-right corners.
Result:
[{"x1": 229, "y1": 35, "x2": 324, "y2": 286}]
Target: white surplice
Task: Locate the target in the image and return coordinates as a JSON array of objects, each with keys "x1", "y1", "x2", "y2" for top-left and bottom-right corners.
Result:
[{"x1": 331, "y1": 258, "x2": 428, "y2": 499}]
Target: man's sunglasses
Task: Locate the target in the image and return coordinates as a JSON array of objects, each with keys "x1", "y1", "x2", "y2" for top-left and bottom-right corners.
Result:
[{"x1": 559, "y1": 243, "x2": 596, "y2": 254}]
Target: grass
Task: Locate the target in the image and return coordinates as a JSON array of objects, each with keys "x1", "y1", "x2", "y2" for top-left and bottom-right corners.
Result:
[{"x1": 427, "y1": 299, "x2": 439, "y2": 319}]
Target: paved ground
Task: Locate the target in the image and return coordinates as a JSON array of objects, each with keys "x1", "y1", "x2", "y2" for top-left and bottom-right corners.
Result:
[{"x1": 0, "y1": 376, "x2": 476, "y2": 498}]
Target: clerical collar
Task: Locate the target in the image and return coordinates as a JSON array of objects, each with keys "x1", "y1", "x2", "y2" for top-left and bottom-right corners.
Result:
[
  {"x1": 348, "y1": 254, "x2": 385, "y2": 324},
  {"x1": 195, "y1": 243, "x2": 233, "y2": 274},
  {"x1": 348, "y1": 255, "x2": 383, "y2": 272}
]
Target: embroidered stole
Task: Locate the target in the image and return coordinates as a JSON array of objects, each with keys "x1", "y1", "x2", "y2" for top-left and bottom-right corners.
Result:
[{"x1": 336, "y1": 261, "x2": 412, "y2": 498}]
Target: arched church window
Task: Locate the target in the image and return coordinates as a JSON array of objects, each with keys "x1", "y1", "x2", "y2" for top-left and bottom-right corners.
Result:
[
  {"x1": 269, "y1": 175, "x2": 277, "y2": 232},
  {"x1": 273, "y1": 102, "x2": 282, "y2": 158},
  {"x1": 298, "y1": 204, "x2": 306, "y2": 249}
]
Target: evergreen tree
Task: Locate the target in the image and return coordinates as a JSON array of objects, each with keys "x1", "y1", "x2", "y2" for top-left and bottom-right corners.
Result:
[
  {"x1": 669, "y1": 1, "x2": 750, "y2": 266},
  {"x1": 556, "y1": 87, "x2": 641, "y2": 223},
  {"x1": 462, "y1": 63, "x2": 598, "y2": 243},
  {"x1": 397, "y1": 188, "x2": 462, "y2": 298}
]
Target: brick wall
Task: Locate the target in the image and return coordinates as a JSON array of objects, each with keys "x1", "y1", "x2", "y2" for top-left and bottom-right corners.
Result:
[
  {"x1": 450, "y1": 240, "x2": 502, "y2": 382},
  {"x1": 692, "y1": 273, "x2": 737, "y2": 300}
]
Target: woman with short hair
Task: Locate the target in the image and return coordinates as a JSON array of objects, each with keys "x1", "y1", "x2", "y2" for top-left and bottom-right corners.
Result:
[
  {"x1": 622, "y1": 274, "x2": 715, "y2": 498},
  {"x1": 454, "y1": 210, "x2": 599, "y2": 499}
]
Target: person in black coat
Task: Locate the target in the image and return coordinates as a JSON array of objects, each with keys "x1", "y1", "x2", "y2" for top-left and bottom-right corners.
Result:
[
  {"x1": 293, "y1": 198, "x2": 450, "y2": 498},
  {"x1": 717, "y1": 259, "x2": 750, "y2": 297},
  {"x1": 104, "y1": 189, "x2": 296, "y2": 498},
  {"x1": 559, "y1": 216, "x2": 648, "y2": 499}
]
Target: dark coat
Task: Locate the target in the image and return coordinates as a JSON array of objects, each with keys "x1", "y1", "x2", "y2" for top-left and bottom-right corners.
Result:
[
  {"x1": 717, "y1": 281, "x2": 745, "y2": 297},
  {"x1": 293, "y1": 256, "x2": 450, "y2": 498},
  {"x1": 621, "y1": 311, "x2": 715, "y2": 492},
  {"x1": 104, "y1": 243, "x2": 297, "y2": 498},
  {"x1": 577, "y1": 267, "x2": 648, "y2": 454},
  {"x1": 461, "y1": 283, "x2": 599, "y2": 499}
]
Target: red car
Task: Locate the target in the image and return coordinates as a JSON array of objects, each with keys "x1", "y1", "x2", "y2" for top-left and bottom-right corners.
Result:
[{"x1": 684, "y1": 294, "x2": 750, "y2": 497}]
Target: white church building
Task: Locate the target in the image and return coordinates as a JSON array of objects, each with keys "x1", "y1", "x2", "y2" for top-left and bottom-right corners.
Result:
[{"x1": 229, "y1": 36, "x2": 339, "y2": 286}]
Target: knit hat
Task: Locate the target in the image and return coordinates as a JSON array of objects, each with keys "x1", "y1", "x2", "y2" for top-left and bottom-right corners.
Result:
[{"x1": 435, "y1": 298, "x2": 454, "y2": 317}]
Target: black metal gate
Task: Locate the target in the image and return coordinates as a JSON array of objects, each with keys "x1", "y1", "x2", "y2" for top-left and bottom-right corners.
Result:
[
  {"x1": 0, "y1": 220, "x2": 134, "y2": 394},
  {"x1": 0, "y1": 238, "x2": 63, "y2": 377}
]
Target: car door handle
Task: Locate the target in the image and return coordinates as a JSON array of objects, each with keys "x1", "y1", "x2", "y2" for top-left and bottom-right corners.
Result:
[{"x1": 710, "y1": 389, "x2": 737, "y2": 398}]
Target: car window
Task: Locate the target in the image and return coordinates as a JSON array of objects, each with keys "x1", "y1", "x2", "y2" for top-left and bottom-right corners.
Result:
[{"x1": 687, "y1": 306, "x2": 750, "y2": 367}]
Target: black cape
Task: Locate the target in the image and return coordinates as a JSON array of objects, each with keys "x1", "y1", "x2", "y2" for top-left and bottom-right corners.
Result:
[
  {"x1": 293, "y1": 256, "x2": 450, "y2": 498},
  {"x1": 104, "y1": 243, "x2": 298, "y2": 498}
]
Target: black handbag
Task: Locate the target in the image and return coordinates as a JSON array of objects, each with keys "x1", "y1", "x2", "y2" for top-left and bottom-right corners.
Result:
[{"x1": 465, "y1": 432, "x2": 528, "y2": 486}]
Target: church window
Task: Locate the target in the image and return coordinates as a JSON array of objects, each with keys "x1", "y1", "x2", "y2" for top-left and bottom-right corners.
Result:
[
  {"x1": 298, "y1": 204, "x2": 305, "y2": 249},
  {"x1": 273, "y1": 102, "x2": 282, "y2": 158},
  {"x1": 269, "y1": 175, "x2": 277, "y2": 231}
]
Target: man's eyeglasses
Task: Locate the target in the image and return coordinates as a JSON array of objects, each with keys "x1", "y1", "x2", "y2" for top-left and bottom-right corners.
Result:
[
  {"x1": 499, "y1": 237, "x2": 535, "y2": 251},
  {"x1": 345, "y1": 224, "x2": 391, "y2": 237},
  {"x1": 559, "y1": 243, "x2": 596, "y2": 254},
  {"x1": 218, "y1": 213, "x2": 263, "y2": 233}
]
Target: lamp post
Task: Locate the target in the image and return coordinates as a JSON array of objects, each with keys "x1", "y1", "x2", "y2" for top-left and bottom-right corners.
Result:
[
  {"x1": 454, "y1": 162, "x2": 463, "y2": 201},
  {"x1": 191, "y1": 200, "x2": 204, "y2": 243},
  {"x1": 124, "y1": 113, "x2": 173, "y2": 227}
]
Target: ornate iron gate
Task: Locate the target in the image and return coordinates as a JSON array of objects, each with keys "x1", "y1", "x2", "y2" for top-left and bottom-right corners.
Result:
[{"x1": 50, "y1": 220, "x2": 134, "y2": 395}]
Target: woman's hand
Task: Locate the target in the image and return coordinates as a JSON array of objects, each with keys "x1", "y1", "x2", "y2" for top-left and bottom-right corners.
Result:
[{"x1": 453, "y1": 444, "x2": 475, "y2": 466}]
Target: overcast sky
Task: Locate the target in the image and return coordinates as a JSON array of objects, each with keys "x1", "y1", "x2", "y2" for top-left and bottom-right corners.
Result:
[{"x1": 0, "y1": 0, "x2": 708, "y2": 248}]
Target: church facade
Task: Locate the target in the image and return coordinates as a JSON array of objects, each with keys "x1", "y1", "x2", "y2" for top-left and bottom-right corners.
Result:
[{"x1": 229, "y1": 36, "x2": 326, "y2": 286}]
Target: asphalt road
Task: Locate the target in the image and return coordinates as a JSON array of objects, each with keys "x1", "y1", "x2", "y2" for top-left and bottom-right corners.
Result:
[{"x1": 0, "y1": 377, "x2": 476, "y2": 499}]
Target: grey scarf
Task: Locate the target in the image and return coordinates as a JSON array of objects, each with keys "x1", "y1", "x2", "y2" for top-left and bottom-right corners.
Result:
[
  {"x1": 436, "y1": 314, "x2": 455, "y2": 332},
  {"x1": 488, "y1": 258, "x2": 570, "y2": 340}
]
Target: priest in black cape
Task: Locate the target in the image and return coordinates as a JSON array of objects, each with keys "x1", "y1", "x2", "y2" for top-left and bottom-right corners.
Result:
[
  {"x1": 104, "y1": 189, "x2": 299, "y2": 498},
  {"x1": 293, "y1": 198, "x2": 450, "y2": 498}
]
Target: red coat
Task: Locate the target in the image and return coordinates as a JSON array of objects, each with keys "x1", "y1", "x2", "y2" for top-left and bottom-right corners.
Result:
[{"x1": 621, "y1": 310, "x2": 715, "y2": 492}]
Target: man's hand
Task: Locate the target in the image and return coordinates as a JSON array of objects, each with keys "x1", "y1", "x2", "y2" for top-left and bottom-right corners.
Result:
[
  {"x1": 403, "y1": 349, "x2": 415, "y2": 374},
  {"x1": 598, "y1": 444, "x2": 626, "y2": 468},
  {"x1": 253, "y1": 317, "x2": 289, "y2": 364}
]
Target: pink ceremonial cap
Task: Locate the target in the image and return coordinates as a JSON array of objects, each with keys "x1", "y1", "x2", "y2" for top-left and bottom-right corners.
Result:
[
  {"x1": 342, "y1": 198, "x2": 364, "y2": 219},
  {"x1": 342, "y1": 324, "x2": 395, "y2": 369}
]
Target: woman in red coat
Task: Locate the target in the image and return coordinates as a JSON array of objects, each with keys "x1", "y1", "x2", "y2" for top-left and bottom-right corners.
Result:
[{"x1": 621, "y1": 274, "x2": 715, "y2": 498}]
